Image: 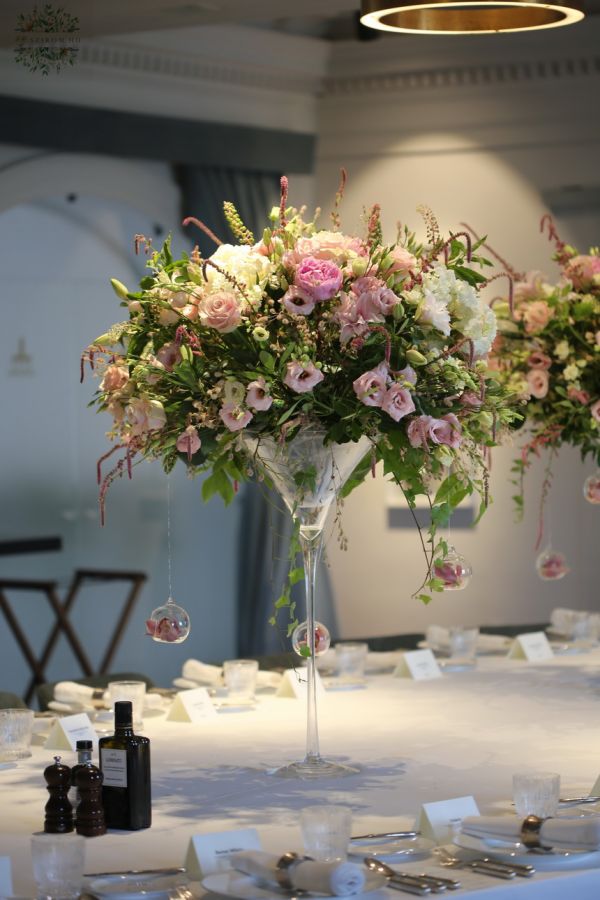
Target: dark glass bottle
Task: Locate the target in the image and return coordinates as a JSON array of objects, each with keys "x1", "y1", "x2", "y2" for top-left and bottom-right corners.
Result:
[
  {"x1": 70, "y1": 739, "x2": 93, "y2": 815},
  {"x1": 99, "y1": 701, "x2": 151, "y2": 830}
]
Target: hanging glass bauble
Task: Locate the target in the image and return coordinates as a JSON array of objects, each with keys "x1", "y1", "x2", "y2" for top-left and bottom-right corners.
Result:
[
  {"x1": 583, "y1": 471, "x2": 600, "y2": 505},
  {"x1": 536, "y1": 547, "x2": 570, "y2": 581},
  {"x1": 434, "y1": 545, "x2": 472, "y2": 591},
  {"x1": 145, "y1": 597, "x2": 191, "y2": 643},
  {"x1": 292, "y1": 620, "x2": 331, "y2": 658}
]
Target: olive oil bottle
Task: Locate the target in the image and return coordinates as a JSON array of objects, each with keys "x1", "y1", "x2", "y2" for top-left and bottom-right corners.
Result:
[{"x1": 99, "y1": 700, "x2": 151, "y2": 830}]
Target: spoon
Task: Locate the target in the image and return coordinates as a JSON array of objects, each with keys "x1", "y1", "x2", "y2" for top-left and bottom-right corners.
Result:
[{"x1": 365, "y1": 856, "x2": 460, "y2": 892}]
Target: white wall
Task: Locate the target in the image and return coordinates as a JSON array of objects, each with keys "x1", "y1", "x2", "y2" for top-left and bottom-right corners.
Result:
[{"x1": 317, "y1": 23, "x2": 600, "y2": 636}]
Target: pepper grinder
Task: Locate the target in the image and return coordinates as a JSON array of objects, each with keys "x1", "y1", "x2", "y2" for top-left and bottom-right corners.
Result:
[
  {"x1": 75, "y1": 761, "x2": 106, "y2": 837},
  {"x1": 43, "y1": 755, "x2": 74, "y2": 833}
]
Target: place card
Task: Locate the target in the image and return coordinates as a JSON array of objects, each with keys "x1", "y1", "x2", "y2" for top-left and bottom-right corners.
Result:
[
  {"x1": 417, "y1": 795, "x2": 480, "y2": 843},
  {"x1": 167, "y1": 687, "x2": 218, "y2": 723},
  {"x1": 44, "y1": 713, "x2": 97, "y2": 751},
  {"x1": 185, "y1": 828, "x2": 262, "y2": 878},
  {"x1": 508, "y1": 631, "x2": 554, "y2": 662},
  {"x1": 276, "y1": 667, "x2": 326, "y2": 699},
  {"x1": 394, "y1": 649, "x2": 443, "y2": 681},
  {"x1": 589, "y1": 774, "x2": 600, "y2": 797},
  {"x1": 0, "y1": 857, "x2": 13, "y2": 898}
]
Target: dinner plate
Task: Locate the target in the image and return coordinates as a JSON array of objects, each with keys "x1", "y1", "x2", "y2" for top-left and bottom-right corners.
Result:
[
  {"x1": 87, "y1": 872, "x2": 189, "y2": 899},
  {"x1": 454, "y1": 832, "x2": 600, "y2": 870},
  {"x1": 202, "y1": 871, "x2": 385, "y2": 900},
  {"x1": 348, "y1": 835, "x2": 435, "y2": 862},
  {"x1": 417, "y1": 639, "x2": 511, "y2": 657}
]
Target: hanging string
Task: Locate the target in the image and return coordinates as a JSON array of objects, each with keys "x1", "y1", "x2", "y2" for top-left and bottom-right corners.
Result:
[{"x1": 167, "y1": 474, "x2": 173, "y2": 600}]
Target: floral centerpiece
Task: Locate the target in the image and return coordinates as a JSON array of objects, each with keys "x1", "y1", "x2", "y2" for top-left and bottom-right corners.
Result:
[
  {"x1": 84, "y1": 177, "x2": 516, "y2": 614},
  {"x1": 489, "y1": 216, "x2": 600, "y2": 575}
]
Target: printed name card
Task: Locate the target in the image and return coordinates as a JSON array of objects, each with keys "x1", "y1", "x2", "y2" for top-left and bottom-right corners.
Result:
[
  {"x1": 185, "y1": 828, "x2": 262, "y2": 878},
  {"x1": 508, "y1": 631, "x2": 554, "y2": 662},
  {"x1": 417, "y1": 795, "x2": 480, "y2": 843},
  {"x1": 44, "y1": 713, "x2": 97, "y2": 751},
  {"x1": 394, "y1": 650, "x2": 443, "y2": 681},
  {"x1": 588, "y1": 774, "x2": 600, "y2": 797},
  {"x1": 0, "y1": 857, "x2": 13, "y2": 898},
  {"x1": 276, "y1": 667, "x2": 326, "y2": 699},
  {"x1": 167, "y1": 687, "x2": 218, "y2": 723}
]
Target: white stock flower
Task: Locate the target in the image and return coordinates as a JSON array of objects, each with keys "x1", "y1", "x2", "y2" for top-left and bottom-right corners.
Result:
[{"x1": 563, "y1": 364, "x2": 580, "y2": 382}]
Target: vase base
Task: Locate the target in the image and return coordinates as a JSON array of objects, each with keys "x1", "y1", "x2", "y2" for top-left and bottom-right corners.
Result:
[{"x1": 270, "y1": 755, "x2": 360, "y2": 780}]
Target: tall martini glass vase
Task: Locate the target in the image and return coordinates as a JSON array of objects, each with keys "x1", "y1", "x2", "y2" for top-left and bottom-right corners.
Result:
[{"x1": 242, "y1": 425, "x2": 372, "y2": 778}]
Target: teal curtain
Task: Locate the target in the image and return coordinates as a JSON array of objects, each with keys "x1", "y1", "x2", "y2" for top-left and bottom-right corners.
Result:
[{"x1": 175, "y1": 166, "x2": 338, "y2": 655}]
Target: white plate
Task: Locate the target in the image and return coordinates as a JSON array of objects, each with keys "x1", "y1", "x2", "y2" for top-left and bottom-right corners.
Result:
[
  {"x1": 202, "y1": 871, "x2": 385, "y2": 900},
  {"x1": 454, "y1": 832, "x2": 600, "y2": 870},
  {"x1": 417, "y1": 639, "x2": 511, "y2": 656},
  {"x1": 348, "y1": 835, "x2": 435, "y2": 862},
  {"x1": 87, "y1": 872, "x2": 189, "y2": 899},
  {"x1": 322, "y1": 679, "x2": 367, "y2": 691}
]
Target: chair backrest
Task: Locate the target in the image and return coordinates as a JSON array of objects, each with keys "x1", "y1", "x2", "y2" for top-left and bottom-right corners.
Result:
[
  {"x1": 36, "y1": 672, "x2": 155, "y2": 711},
  {"x1": 0, "y1": 691, "x2": 28, "y2": 709}
]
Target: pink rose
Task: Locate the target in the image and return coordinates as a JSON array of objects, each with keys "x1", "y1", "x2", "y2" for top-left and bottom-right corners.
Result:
[
  {"x1": 199, "y1": 291, "x2": 242, "y2": 333},
  {"x1": 219, "y1": 402, "x2": 253, "y2": 432},
  {"x1": 335, "y1": 292, "x2": 368, "y2": 345},
  {"x1": 353, "y1": 275, "x2": 399, "y2": 322},
  {"x1": 156, "y1": 341, "x2": 181, "y2": 371},
  {"x1": 527, "y1": 351, "x2": 552, "y2": 370},
  {"x1": 431, "y1": 413, "x2": 462, "y2": 449},
  {"x1": 564, "y1": 254, "x2": 600, "y2": 290},
  {"x1": 126, "y1": 398, "x2": 167, "y2": 436},
  {"x1": 385, "y1": 246, "x2": 417, "y2": 275},
  {"x1": 382, "y1": 384, "x2": 416, "y2": 422},
  {"x1": 101, "y1": 364, "x2": 129, "y2": 393},
  {"x1": 176, "y1": 425, "x2": 201, "y2": 459},
  {"x1": 281, "y1": 285, "x2": 315, "y2": 316},
  {"x1": 246, "y1": 377, "x2": 273, "y2": 411},
  {"x1": 434, "y1": 561, "x2": 464, "y2": 588},
  {"x1": 283, "y1": 232, "x2": 367, "y2": 268},
  {"x1": 523, "y1": 300, "x2": 552, "y2": 334},
  {"x1": 353, "y1": 362, "x2": 389, "y2": 407},
  {"x1": 295, "y1": 256, "x2": 343, "y2": 302},
  {"x1": 538, "y1": 553, "x2": 570, "y2": 580},
  {"x1": 146, "y1": 616, "x2": 186, "y2": 642},
  {"x1": 283, "y1": 360, "x2": 324, "y2": 393},
  {"x1": 460, "y1": 390, "x2": 483, "y2": 408},
  {"x1": 527, "y1": 369, "x2": 549, "y2": 399},
  {"x1": 567, "y1": 386, "x2": 590, "y2": 404},
  {"x1": 591, "y1": 399, "x2": 600, "y2": 423}
]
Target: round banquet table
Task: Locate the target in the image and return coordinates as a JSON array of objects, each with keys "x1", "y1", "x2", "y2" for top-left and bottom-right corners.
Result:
[{"x1": 4, "y1": 648, "x2": 600, "y2": 898}]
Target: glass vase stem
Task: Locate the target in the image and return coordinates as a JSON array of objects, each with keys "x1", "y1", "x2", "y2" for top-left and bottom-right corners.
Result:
[{"x1": 299, "y1": 525, "x2": 323, "y2": 764}]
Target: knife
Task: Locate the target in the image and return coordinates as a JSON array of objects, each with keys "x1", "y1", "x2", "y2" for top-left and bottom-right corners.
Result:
[{"x1": 84, "y1": 867, "x2": 186, "y2": 878}]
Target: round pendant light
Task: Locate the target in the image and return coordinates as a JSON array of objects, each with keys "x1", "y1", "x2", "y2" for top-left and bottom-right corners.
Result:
[{"x1": 360, "y1": 0, "x2": 584, "y2": 34}]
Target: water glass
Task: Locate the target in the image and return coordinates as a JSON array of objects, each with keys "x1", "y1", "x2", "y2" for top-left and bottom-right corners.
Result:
[
  {"x1": 335, "y1": 642, "x2": 368, "y2": 682},
  {"x1": 31, "y1": 833, "x2": 85, "y2": 899},
  {"x1": 512, "y1": 771, "x2": 560, "y2": 818},
  {"x1": 300, "y1": 805, "x2": 353, "y2": 861},
  {"x1": 223, "y1": 659, "x2": 259, "y2": 701},
  {"x1": 108, "y1": 680, "x2": 146, "y2": 729},
  {"x1": 0, "y1": 708, "x2": 34, "y2": 761},
  {"x1": 448, "y1": 626, "x2": 479, "y2": 667}
]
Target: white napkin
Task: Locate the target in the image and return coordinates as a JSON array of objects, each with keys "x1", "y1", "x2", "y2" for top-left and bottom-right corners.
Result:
[
  {"x1": 53, "y1": 681, "x2": 95, "y2": 706},
  {"x1": 425, "y1": 626, "x2": 508, "y2": 652},
  {"x1": 461, "y1": 815, "x2": 600, "y2": 851},
  {"x1": 181, "y1": 659, "x2": 282, "y2": 690},
  {"x1": 231, "y1": 851, "x2": 366, "y2": 896}
]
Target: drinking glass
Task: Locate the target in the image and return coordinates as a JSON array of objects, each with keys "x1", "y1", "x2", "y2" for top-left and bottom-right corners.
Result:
[
  {"x1": 0, "y1": 708, "x2": 34, "y2": 761},
  {"x1": 31, "y1": 833, "x2": 85, "y2": 899},
  {"x1": 448, "y1": 626, "x2": 479, "y2": 668},
  {"x1": 223, "y1": 660, "x2": 259, "y2": 702},
  {"x1": 335, "y1": 642, "x2": 368, "y2": 682},
  {"x1": 108, "y1": 681, "x2": 146, "y2": 729},
  {"x1": 513, "y1": 771, "x2": 560, "y2": 818},
  {"x1": 300, "y1": 805, "x2": 352, "y2": 861}
]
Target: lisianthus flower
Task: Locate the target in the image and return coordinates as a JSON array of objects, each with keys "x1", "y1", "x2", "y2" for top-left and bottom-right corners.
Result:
[
  {"x1": 294, "y1": 256, "x2": 343, "y2": 302},
  {"x1": 527, "y1": 351, "x2": 552, "y2": 370},
  {"x1": 398, "y1": 365, "x2": 417, "y2": 386},
  {"x1": 567, "y1": 386, "x2": 590, "y2": 404},
  {"x1": 382, "y1": 383, "x2": 415, "y2": 422},
  {"x1": 353, "y1": 362, "x2": 389, "y2": 407},
  {"x1": 246, "y1": 377, "x2": 273, "y2": 411},
  {"x1": 563, "y1": 254, "x2": 600, "y2": 291},
  {"x1": 352, "y1": 275, "x2": 399, "y2": 322},
  {"x1": 407, "y1": 414, "x2": 461, "y2": 449},
  {"x1": 176, "y1": 425, "x2": 201, "y2": 459},
  {"x1": 101, "y1": 364, "x2": 129, "y2": 393},
  {"x1": 335, "y1": 292, "x2": 368, "y2": 344},
  {"x1": 156, "y1": 341, "x2": 182, "y2": 371},
  {"x1": 384, "y1": 245, "x2": 417, "y2": 275},
  {"x1": 126, "y1": 398, "x2": 167, "y2": 436},
  {"x1": 283, "y1": 231, "x2": 367, "y2": 268},
  {"x1": 514, "y1": 271, "x2": 546, "y2": 304},
  {"x1": 281, "y1": 285, "x2": 315, "y2": 316},
  {"x1": 199, "y1": 291, "x2": 242, "y2": 333},
  {"x1": 591, "y1": 399, "x2": 600, "y2": 423},
  {"x1": 283, "y1": 360, "x2": 324, "y2": 394},
  {"x1": 460, "y1": 390, "x2": 483, "y2": 408},
  {"x1": 419, "y1": 289, "x2": 451, "y2": 336},
  {"x1": 526, "y1": 369, "x2": 549, "y2": 399},
  {"x1": 219, "y1": 402, "x2": 253, "y2": 432},
  {"x1": 523, "y1": 300, "x2": 552, "y2": 334}
]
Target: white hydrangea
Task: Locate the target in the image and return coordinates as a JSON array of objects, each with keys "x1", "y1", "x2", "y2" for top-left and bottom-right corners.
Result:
[
  {"x1": 204, "y1": 244, "x2": 273, "y2": 306},
  {"x1": 458, "y1": 304, "x2": 497, "y2": 357}
]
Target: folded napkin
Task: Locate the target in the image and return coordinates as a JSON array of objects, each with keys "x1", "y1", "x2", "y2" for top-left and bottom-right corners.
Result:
[
  {"x1": 425, "y1": 626, "x2": 508, "y2": 653},
  {"x1": 54, "y1": 681, "x2": 95, "y2": 706},
  {"x1": 461, "y1": 815, "x2": 600, "y2": 851},
  {"x1": 182, "y1": 659, "x2": 282, "y2": 690},
  {"x1": 231, "y1": 851, "x2": 366, "y2": 896},
  {"x1": 550, "y1": 608, "x2": 600, "y2": 638}
]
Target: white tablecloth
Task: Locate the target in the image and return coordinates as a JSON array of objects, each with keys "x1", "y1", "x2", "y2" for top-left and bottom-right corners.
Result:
[{"x1": 3, "y1": 649, "x2": 600, "y2": 898}]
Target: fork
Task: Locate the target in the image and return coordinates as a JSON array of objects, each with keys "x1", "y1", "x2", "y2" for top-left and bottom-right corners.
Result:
[{"x1": 434, "y1": 849, "x2": 517, "y2": 879}]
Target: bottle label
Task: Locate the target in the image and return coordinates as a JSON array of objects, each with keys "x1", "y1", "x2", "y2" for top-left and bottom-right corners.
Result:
[{"x1": 101, "y1": 748, "x2": 127, "y2": 787}]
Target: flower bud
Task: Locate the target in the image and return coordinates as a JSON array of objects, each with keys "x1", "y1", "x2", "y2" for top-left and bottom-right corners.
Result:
[
  {"x1": 252, "y1": 326, "x2": 270, "y2": 342},
  {"x1": 380, "y1": 253, "x2": 394, "y2": 271},
  {"x1": 110, "y1": 278, "x2": 129, "y2": 299},
  {"x1": 262, "y1": 227, "x2": 272, "y2": 246},
  {"x1": 434, "y1": 446, "x2": 454, "y2": 467},
  {"x1": 477, "y1": 410, "x2": 494, "y2": 429},
  {"x1": 351, "y1": 257, "x2": 368, "y2": 277},
  {"x1": 392, "y1": 302, "x2": 405, "y2": 320},
  {"x1": 406, "y1": 348, "x2": 428, "y2": 367}
]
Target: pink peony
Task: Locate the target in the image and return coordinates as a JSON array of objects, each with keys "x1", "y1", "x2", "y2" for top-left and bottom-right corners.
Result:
[
  {"x1": 568, "y1": 386, "x2": 590, "y2": 404},
  {"x1": 101, "y1": 364, "x2": 129, "y2": 393},
  {"x1": 176, "y1": 425, "x2": 201, "y2": 459},
  {"x1": 283, "y1": 360, "x2": 325, "y2": 394},
  {"x1": 564, "y1": 254, "x2": 600, "y2": 290},
  {"x1": 246, "y1": 377, "x2": 273, "y2": 411},
  {"x1": 382, "y1": 384, "x2": 415, "y2": 422},
  {"x1": 199, "y1": 291, "x2": 242, "y2": 333},
  {"x1": 385, "y1": 246, "x2": 417, "y2": 275},
  {"x1": 460, "y1": 390, "x2": 483, "y2": 408},
  {"x1": 156, "y1": 341, "x2": 181, "y2": 371},
  {"x1": 352, "y1": 362, "x2": 389, "y2": 407},
  {"x1": 219, "y1": 402, "x2": 253, "y2": 432},
  {"x1": 591, "y1": 399, "x2": 600, "y2": 423},
  {"x1": 353, "y1": 275, "x2": 399, "y2": 322},
  {"x1": 126, "y1": 398, "x2": 167, "y2": 436},
  {"x1": 527, "y1": 350, "x2": 552, "y2": 370},
  {"x1": 335, "y1": 292, "x2": 368, "y2": 344},
  {"x1": 523, "y1": 300, "x2": 552, "y2": 334},
  {"x1": 295, "y1": 256, "x2": 343, "y2": 302},
  {"x1": 281, "y1": 285, "x2": 315, "y2": 316},
  {"x1": 527, "y1": 369, "x2": 549, "y2": 399}
]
